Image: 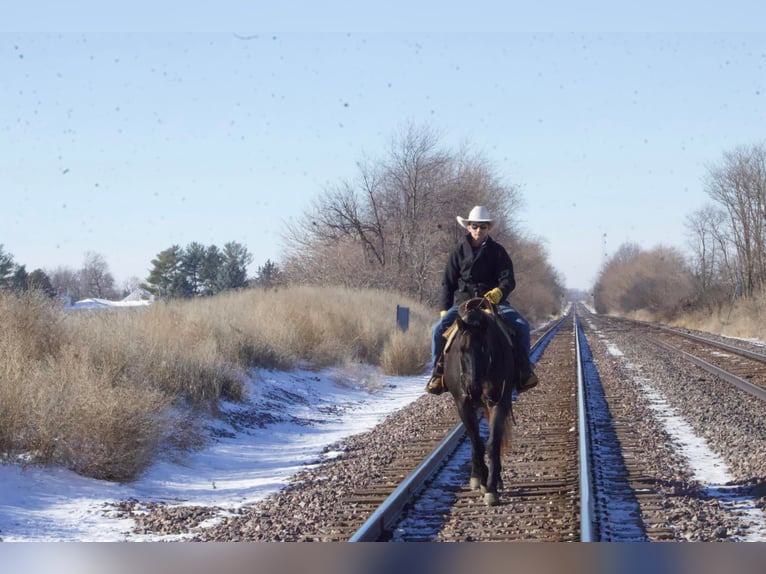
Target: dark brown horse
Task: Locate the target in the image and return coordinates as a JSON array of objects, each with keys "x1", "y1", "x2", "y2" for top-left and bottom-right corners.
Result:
[{"x1": 443, "y1": 297, "x2": 518, "y2": 505}]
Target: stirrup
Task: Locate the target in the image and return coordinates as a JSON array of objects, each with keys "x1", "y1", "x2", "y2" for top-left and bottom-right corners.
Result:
[
  {"x1": 518, "y1": 372, "x2": 539, "y2": 392},
  {"x1": 425, "y1": 374, "x2": 446, "y2": 395}
]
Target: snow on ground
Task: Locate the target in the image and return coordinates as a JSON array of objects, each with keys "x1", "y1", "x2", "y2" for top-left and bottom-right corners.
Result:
[
  {"x1": 66, "y1": 293, "x2": 153, "y2": 310},
  {"x1": 0, "y1": 365, "x2": 425, "y2": 542},
  {"x1": 68, "y1": 298, "x2": 152, "y2": 309},
  {"x1": 603, "y1": 337, "x2": 766, "y2": 542}
]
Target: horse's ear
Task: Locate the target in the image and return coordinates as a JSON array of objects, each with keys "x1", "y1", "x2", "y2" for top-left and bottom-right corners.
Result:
[{"x1": 456, "y1": 315, "x2": 466, "y2": 329}]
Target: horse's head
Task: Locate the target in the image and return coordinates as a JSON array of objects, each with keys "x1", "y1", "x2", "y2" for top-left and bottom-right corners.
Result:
[
  {"x1": 447, "y1": 299, "x2": 493, "y2": 397},
  {"x1": 457, "y1": 297, "x2": 491, "y2": 327},
  {"x1": 445, "y1": 297, "x2": 513, "y2": 406}
]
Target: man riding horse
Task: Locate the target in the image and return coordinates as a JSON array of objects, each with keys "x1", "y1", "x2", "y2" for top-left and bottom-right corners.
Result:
[{"x1": 426, "y1": 205, "x2": 539, "y2": 395}]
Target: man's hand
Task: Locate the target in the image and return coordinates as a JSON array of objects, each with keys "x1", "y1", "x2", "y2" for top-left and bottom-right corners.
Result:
[
  {"x1": 440, "y1": 310, "x2": 447, "y2": 317},
  {"x1": 483, "y1": 288, "x2": 503, "y2": 304}
]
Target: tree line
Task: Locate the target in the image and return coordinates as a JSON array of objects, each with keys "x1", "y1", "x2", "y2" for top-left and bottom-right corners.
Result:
[
  {"x1": 144, "y1": 241, "x2": 278, "y2": 298},
  {"x1": 0, "y1": 248, "x2": 56, "y2": 296},
  {"x1": 0, "y1": 248, "x2": 113, "y2": 301},
  {"x1": 2, "y1": 124, "x2": 566, "y2": 323},
  {"x1": 6, "y1": 128, "x2": 762, "y2": 324},
  {"x1": 0, "y1": 243, "x2": 282, "y2": 302},
  {"x1": 594, "y1": 142, "x2": 766, "y2": 319},
  {"x1": 4, "y1": 124, "x2": 568, "y2": 322}
]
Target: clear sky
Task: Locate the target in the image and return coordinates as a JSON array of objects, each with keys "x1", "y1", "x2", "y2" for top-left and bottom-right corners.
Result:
[{"x1": 3, "y1": 2, "x2": 766, "y2": 290}]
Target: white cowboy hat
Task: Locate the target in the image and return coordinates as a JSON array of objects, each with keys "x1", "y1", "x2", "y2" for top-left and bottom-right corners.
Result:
[{"x1": 456, "y1": 205, "x2": 494, "y2": 229}]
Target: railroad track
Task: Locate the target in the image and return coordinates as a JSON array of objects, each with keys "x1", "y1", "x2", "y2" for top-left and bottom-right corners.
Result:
[
  {"x1": 582, "y1": 310, "x2": 766, "y2": 400},
  {"x1": 348, "y1": 306, "x2": 766, "y2": 542},
  {"x1": 649, "y1": 327, "x2": 766, "y2": 399},
  {"x1": 371, "y1": 313, "x2": 579, "y2": 542},
  {"x1": 351, "y1": 308, "x2": 677, "y2": 542},
  {"x1": 190, "y1": 305, "x2": 766, "y2": 542}
]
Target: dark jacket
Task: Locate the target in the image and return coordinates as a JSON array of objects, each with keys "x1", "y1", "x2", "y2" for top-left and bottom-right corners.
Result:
[{"x1": 439, "y1": 234, "x2": 516, "y2": 310}]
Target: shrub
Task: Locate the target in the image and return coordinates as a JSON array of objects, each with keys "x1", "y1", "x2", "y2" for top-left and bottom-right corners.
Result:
[{"x1": 0, "y1": 286, "x2": 434, "y2": 480}]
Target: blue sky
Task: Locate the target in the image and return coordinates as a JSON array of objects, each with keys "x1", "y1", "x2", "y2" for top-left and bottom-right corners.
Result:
[{"x1": 3, "y1": 3, "x2": 766, "y2": 290}]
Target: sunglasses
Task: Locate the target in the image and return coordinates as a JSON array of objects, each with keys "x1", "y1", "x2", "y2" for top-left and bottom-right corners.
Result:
[{"x1": 469, "y1": 223, "x2": 489, "y2": 230}]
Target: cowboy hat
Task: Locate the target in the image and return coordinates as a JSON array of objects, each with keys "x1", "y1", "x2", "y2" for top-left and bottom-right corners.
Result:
[{"x1": 456, "y1": 205, "x2": 494, "y2": 229}]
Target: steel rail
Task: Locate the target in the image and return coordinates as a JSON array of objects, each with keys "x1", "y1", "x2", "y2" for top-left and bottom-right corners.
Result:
[
  {"x1": 648, "y1": 336, "x2": 766, "y2": 402},
  {"x1": 575, "y1": 311, "x2": 596, "y2": 542},
  {"x1": 347, "y1": 421, "x2": 465, "y2": 542},
  {"x1": 656, "y1": 325, "x2": 766, "y2": 363}
]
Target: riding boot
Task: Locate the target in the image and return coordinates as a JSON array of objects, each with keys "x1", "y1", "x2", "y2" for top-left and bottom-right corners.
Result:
[
  {"x1": 425, "y1": 359, "x2": 446, "y2": 395},
  {"x1": 518, "y1": 371, "x2": 539, "y2": 392},
  {"x1": 517, "y1": 353, "x2": 539, "y2": 392}
]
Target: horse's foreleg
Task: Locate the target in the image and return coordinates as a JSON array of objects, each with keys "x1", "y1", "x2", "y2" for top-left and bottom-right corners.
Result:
[
  {"x1": 459, "y1": 406, "x2": 487, "y2": 491},
  {"x1": 484, "y1": 405, "x2": 509, "y2": 506}
]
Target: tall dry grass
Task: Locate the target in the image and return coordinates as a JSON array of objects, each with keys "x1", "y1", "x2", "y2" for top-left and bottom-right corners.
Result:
[
  {"x1": 670, "y1": 293, "x2": 765, "y2": 342},
  {"x1": 0, "y1": 286, "x2": 432, "y2": 481}
]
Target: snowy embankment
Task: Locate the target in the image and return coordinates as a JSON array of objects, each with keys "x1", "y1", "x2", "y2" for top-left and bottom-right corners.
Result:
[{"x1": 0, "y1": 362, "x2": 425, "y2": 542}]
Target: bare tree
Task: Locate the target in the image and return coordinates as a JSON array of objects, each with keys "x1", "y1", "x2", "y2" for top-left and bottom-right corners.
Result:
[
  {"x1": 378, "y1": 124, "x2": 453, "y2": 300},
  {"x1": 593, "y1": 242, "x2": 642, "y2": 314},
  {"x1": 685, "y1": 204, "x2": 737, "y2": 305},
  {"x1": 506, "y1": 235, "x2": 565, "y2": 321},
  {"x1": 79, "y1": 251, "x2": 117, "y2": 299},
  {"x1": 704, "y1": 144, "x2": 766, "y2": 296},
  {"x1": 594, "y1": 243, "x2": 694, "y2": 319},
  {"x1": 120, "y1": 276, "x2": 143, "y2": 298},
  {"x1": 48, "y1": 265, "x2": 82, "y2": 302},
  {"x1": 281, "y1": 123, "x2": 542, "y2": 309}
]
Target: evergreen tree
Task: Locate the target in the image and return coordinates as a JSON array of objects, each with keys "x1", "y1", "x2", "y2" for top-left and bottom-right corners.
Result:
[
  {"x1": 10, "y1": 265, "x2": 29, "y2": 292},
  {"x1": 0, "y1": 244, "x2": 15, "y2": 289},
  {"x1": 218, "y1": 241, "x2": 252, "y2": 291},
  {"x1": 254, "y1": 259, "x2": 283, "y2": 289},
  {"x1": 28, "y1": 268, "x2": 56, "y2": 297},
  {"x1": 200, "y1": 244, "x2": 224, "y2": 295},
  {"x1": 145, "y1": 241, "x2": 254, "y2": 297},
  {"x1": 146, "y1": 245, "x2": 192, "y2": 298},
  {"x1": 183, "y1": 242, "x2": 207, "y2": 296}
]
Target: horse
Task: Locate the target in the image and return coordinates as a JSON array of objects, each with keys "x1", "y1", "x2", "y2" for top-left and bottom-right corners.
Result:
[{"x1": 442, "y1": 297, "x2": 518, "y2": 506}]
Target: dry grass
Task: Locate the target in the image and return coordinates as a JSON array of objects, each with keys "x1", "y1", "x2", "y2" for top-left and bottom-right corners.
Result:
[
  {"x1": 380, "y1": 328, "x2": 431, "y2": 375},
  {"x1": 670, "y1": 294, "x2": 765, "y2": 342},
  {"x1": 0, "y1": 286, "x2": 432, "y2": 481},
  {"x1": 619, "y1": 292, "x2": 765, "y2": 343}
]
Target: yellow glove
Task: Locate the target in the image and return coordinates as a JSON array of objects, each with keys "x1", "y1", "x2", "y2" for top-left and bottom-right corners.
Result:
[
  {"x1": 484, "y1": 288, "x2": 503, "y2": 305},
  {"x1": 440, "y1": 310, "x2": 447, "y2": 317}
]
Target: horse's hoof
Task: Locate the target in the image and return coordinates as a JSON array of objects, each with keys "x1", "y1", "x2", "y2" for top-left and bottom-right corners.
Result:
[
  {"x1": 469, "y1": 477, "x2": 482, "y2": 491},
  {"x1": 484, "y1": 492, "x2": 499, "y2": 506}
]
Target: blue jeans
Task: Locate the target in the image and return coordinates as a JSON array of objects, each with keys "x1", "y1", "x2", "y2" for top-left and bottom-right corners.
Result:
[{"x1": 431, "y1": 304, "x2": 532, "y2": 372}]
